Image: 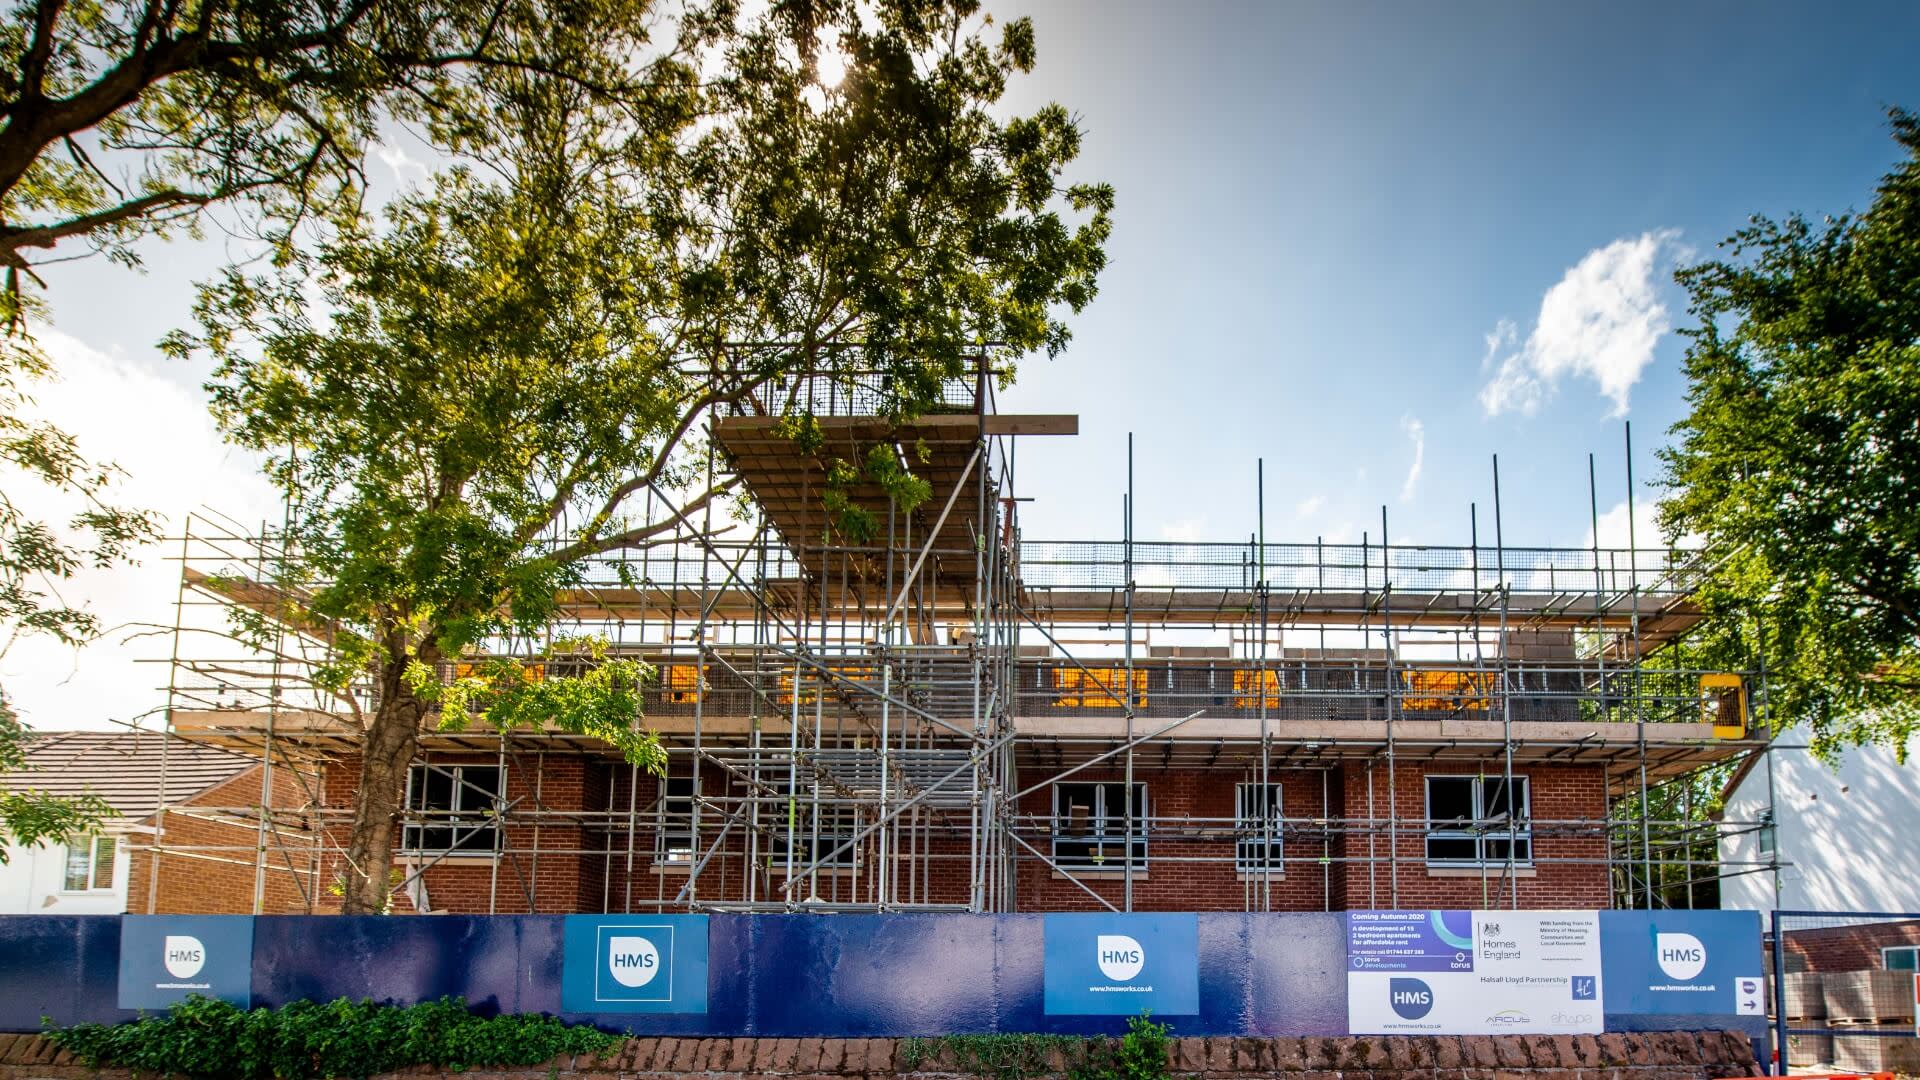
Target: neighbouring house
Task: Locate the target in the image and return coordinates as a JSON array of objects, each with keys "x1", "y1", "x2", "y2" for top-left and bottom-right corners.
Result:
[
  {"x1": 0, "y1": 730, "x2": 316, "y2": 915},
  {"x1": 1720, "y1": 727, "x2": 1920, "y2": 974}
]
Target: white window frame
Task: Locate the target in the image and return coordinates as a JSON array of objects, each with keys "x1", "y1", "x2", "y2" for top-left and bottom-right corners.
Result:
[
  {"x1": 1235, "y1": 783, "x2": 1283, "y2": 874},
  {"x1": 401, "y1": 763, "x2": 502, "y2": 856},
  {"x1": 62, "y1": 834, "x2": 117, "y2": 892},
  {"x1": 654, "y1": 776, "x2": 697, "y2": 867},
  {"x1": 1051, "y1": 782, "x2": 1147, "y2": 870},
  {"x1": 1424, "y1": 774, "x2": 1532, "y2": 866},
  {"x1": 1884, "y1": 946, "x2": 1919, "y2": 972}
]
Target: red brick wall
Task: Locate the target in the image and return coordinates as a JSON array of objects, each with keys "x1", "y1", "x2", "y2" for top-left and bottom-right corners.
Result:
[
  {"x1": 311, "y1": 753, "x2": 1611, "y2": 914},
  {"x1": 130, "y1": 764, "x2": 320, "y2": 914},
  {"x1": 319, "y1": 752, "x2": 604, "y2": 914},
  {"x1": 1334, "y1": 761, "x2": 1612, "y2": 910},
  {"x1": 0, "y1": 1029, "x2": 1764, "y2": 1080},
  {"x1": 1778, "y1": 920, "x2": 1920, "y2": 972},
  {"x1": 1013, "y1": 767, "x2": 1338, "y2": 912},
  {"x1": 1009, "y1": 762, "x2": 1608, "y2": 913}
]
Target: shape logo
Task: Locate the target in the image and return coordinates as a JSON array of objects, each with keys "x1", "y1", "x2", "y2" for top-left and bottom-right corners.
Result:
[
  {"x1": 1390, "y1": 977, "x2": 1434, "y2": 1020},
  {"x1": 1096, "y1": 935, "x2": 1145, "y2": 982},
  {"x1": 162, "y1": 935, "x2": 205, "y2": 980},
  {"x1": 607, "y1": 936, "x2": 661, "y2": 988},
  {"x1": 1655, "y1": 932, "x2": 1707, "y2": 981}
]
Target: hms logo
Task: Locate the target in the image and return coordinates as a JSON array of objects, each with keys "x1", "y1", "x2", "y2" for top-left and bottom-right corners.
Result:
[
  {"x1": 1389, "y1": 977, "x2": 1434, "y2": 1020},
  {"x1": 607, "y1": 936, "x2": 661, "y2": 988},
  {"x1": 1656, "y1": 932, "x2": 1706, "y2": 981},
  {"x1": 1096, "y1": 935, "x2": 1145, "y2": 982},
  {"x1": 162, "y1": 935, "x2": 205, "y2": 980}
]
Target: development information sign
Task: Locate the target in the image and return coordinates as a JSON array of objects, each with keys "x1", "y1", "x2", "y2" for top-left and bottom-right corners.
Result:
[
  {"x1": 1042, "y1": 913, "x2": 1199, "y2": 1015},
  {"x1": 1347, "y1": 910, "x2": 1602, "y2": 1035},
  {"x1": 561, "y1": 914, "x2": 710, "y2": 1014}
]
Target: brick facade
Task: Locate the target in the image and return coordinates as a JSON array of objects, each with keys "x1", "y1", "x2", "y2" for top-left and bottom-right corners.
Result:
[
  {"x1": 1331, "y1": 761, "x2": 1611, "y2": 911},
  {"x1": 1775, "y1": 919, "x2": 1920, "y2": 972},
  {"x1": 1012, "y1": 761, "x2": 1609, "y2": 913},
  {"x1": 126, "y1": 764, "x2": 318, "y2": 915},
  {"x1": 316, "y1": 752, "x2": 607, "y2": 914},
  {"x1": 271, "y1": 753, "x2": 1612, "y2": 916}
]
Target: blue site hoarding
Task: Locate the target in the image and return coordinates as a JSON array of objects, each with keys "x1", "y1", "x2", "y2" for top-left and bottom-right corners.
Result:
[{"x1": 0, "y1": 910, "x2": 1765, "y2": 1047}]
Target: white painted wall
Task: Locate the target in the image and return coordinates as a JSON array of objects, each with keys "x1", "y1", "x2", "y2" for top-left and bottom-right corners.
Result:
[
  {"x1": 0, "y1": 835, "x2": 128, "y2": 915},
  {"x1": 1721, "y1": 729, "x2": 1920, "y2": 915}
]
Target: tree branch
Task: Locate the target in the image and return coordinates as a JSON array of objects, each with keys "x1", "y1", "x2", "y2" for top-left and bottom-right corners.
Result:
[{"x1": 547, "y1": 475, "x2": 740, "y2": 565}]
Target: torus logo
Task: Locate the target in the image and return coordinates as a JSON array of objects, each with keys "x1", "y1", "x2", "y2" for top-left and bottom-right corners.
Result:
[
  {"x1": 1655, "y1": 932, "x2": 1706, "y2": 981},
  {"x1": 162, "y1": 935, "x2": 205, "y2": 980},
  {"x1": 607, "y1": 936, "x2": 661, "y2": 988},
  {"x1": 1389, "y1": 977, "x2": 1434, "y2": 1020},
  {"x1": 1096, "y1": 934, "x2": 1145, "y2": 981}
]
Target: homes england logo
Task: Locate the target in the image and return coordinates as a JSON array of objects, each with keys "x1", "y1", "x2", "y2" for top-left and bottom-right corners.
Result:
[{"x1": 1096, "y1": 934, "x2": 1144, "y2": 981}]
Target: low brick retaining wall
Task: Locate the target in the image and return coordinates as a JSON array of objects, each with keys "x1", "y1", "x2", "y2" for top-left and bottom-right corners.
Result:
[{"x1": 0, "y1": 1030, "x2": 1761, "y2": 1080}]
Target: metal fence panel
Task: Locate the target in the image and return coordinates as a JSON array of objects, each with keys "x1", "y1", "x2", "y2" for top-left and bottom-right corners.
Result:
[{"x1": 1771, "y1": 909, "x2": 1920, "y2": 1075}]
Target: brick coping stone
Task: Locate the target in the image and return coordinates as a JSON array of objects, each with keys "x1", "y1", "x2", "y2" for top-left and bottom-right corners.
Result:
[{"x1": 0, "y1": 1029, "x2": 1759, "y2": 1080}]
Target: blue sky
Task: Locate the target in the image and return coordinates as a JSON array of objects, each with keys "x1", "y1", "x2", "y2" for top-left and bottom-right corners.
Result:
[
  {"x1": 12, "y1": 1, "x2": 1920, "y2": 725},
  {"x1": 984, "y1": 0, "x2": 1920, "y2": 548}
]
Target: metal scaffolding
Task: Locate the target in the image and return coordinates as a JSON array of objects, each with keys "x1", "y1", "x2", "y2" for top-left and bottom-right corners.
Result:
[{"x1": 143, "y1": 362, "x2": 1781, "y2": 915}]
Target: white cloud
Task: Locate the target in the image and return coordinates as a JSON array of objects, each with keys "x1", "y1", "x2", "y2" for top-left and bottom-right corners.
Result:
[
  {"x1": 1585, "y1": 497, "x2": 1700, "y2": 552},
  {"x1": 0, "y1": 331, "x2": 280, "y2": 731},
  {"x1": 1480, "y1": 229, "x2": 1682, "y2": 418},
  {"x1": 1158, "y1": 518, "x2": 1206, "y2": 542},
  {"x1": 1585, "y1": 498, "x2": 1661, "y2": 550},
  {"x1": 1294, "y1": 494, "x2": 1327, "y2": 519},
  {"x1": 1398, "y1": 414, "x2": 1425, "y2": 503}
]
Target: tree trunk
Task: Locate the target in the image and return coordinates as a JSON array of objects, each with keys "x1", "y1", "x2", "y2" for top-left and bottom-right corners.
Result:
[{"x1": 340, "y1": 640, "x2": 436, "y2": 915}]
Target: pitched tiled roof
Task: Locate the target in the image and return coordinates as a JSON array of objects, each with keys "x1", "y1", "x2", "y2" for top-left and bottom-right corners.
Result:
[{"x1": 0, "y1": 731, "x2": 256, "y2": 819}]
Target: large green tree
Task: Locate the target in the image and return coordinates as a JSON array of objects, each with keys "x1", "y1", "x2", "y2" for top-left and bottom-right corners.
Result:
[
  {"x1": 0, "y1": 0, "x2": 698, "y2": 656},
  {"x1": 176, "y1": 0, "x2": 1111, "y2": 914},
  {"x1": 1661, "y1": 108, "x2": 1920, "y2": 755},
  {"x1": 0, "y1": 0, "x2": 692, "y2": 871},
  {"x1": 0, "y1": 0, "x2": 689, "y2": 280}
]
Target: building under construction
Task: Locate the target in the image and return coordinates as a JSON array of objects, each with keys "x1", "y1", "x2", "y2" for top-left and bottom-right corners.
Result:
[{"x1": 152, "y1": 362, "x2": 1776, "y2": 916}]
